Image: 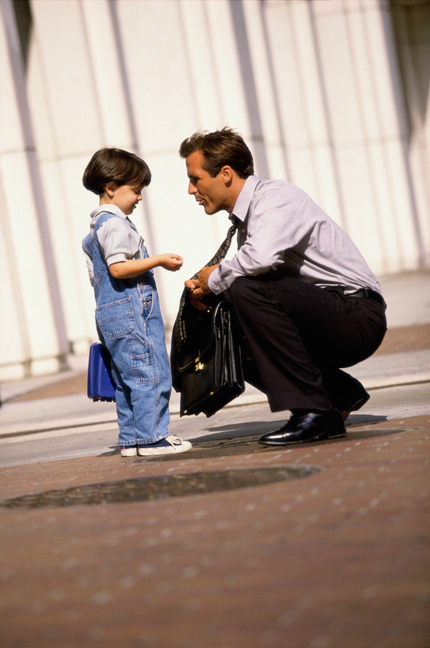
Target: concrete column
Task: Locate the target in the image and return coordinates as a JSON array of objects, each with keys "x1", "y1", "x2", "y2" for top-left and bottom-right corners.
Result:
[{"x1": 0, "y1": 0, "x2": 69, "y2": 378}]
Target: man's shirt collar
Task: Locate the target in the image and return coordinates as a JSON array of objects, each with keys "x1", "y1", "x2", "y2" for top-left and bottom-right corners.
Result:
[{"x1": 230, "y1": 175, "x2": 260, "y2": 223}]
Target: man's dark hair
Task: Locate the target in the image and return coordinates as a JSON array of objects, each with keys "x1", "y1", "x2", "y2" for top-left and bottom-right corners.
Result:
[
  {"x1": 179, "y1": 127, "x2": 254, "y2": 179},
  {"x1": 83, "y1": 148, "x2": 151, "y2": 195}
]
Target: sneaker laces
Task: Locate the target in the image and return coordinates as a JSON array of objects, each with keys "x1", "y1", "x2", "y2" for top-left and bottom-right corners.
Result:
[{"x1": 167, "y1": 435, "x2": 183, "y2": 446}]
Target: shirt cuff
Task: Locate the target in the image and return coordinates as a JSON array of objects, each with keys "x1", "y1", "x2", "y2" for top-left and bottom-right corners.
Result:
[
  {"x1": 107, "y1": 253, "x2": 128, "y2": 266},
  {"x1": 208, "y1": 267, "x2": 224, "y2": 294}
]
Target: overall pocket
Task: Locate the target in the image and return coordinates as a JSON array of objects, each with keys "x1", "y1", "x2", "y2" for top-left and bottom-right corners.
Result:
[
  {"x1": 127, "y1": 334, "x2": 156, "y2": 384},
  {"x1": 96, "y1": 297, "x2": 135, "y2": 338},
  {"x1": 139, "y1": 288, "x2": 155, "y2": 320}
]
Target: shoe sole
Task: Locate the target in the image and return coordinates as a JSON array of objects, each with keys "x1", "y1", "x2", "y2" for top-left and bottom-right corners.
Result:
[
  {"x1": 121, "y1": 449, "x2": 138, "y2": 457},
  {"x1": 341, "y1": 394, "x2": 370, "y2": 421},
  {"x1": 137, "y1": 443, "x2": 192, "y2": 457},
  {"x1": 349, "y1": 394, "x2": 370, "y2": 412}
]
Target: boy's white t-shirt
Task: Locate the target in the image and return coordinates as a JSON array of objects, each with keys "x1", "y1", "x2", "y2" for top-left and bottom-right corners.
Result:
[{"x1": 84, "y1": 205, "x2": 144, "y2": 285}]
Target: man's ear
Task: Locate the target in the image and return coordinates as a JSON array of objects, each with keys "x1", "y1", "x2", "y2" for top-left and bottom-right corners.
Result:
[{"x1": 220, "y1": 165, "x2": 234, "y2": 186}]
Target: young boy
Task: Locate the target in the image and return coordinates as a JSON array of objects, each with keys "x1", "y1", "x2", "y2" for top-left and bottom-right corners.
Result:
[{"x1": 82, "y1": 147, "x2": 191, "y2": 457}]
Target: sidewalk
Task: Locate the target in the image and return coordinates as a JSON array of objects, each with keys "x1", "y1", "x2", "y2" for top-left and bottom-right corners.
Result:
[
  {"x1": 0, "y1": 272, "x2": 429, "y2": 648},
  {"x1": 1, "y1": 271, "x2": 429, "y2": 438}
]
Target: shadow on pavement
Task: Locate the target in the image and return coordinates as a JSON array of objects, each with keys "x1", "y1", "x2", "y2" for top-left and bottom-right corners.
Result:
[{"x1": 98, "y1": 418, "x2": 411, "y2": 462}]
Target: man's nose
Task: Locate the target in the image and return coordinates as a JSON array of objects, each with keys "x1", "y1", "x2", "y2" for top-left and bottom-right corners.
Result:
[{"x1": 188, "y1": 182, "x2": 197, "y2": 195}]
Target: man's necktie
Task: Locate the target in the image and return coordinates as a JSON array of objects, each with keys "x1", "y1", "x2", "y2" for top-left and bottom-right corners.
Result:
[{"x1": 174, "y1": 219, "x2": 239, "y2": 352}]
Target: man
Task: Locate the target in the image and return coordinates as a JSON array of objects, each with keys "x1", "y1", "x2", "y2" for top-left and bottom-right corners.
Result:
[{"x1": 179, "y1": 127, "x2": 387, "y2": 445}]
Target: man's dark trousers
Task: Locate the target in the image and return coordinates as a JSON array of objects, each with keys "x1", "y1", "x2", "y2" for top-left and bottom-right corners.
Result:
[{"x1": 224, "y1": 275, "x2": 387, "y2": 413}]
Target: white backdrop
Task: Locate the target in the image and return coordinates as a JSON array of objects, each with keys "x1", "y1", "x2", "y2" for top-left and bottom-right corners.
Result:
[{"x1": 0, "y1": 0, "x2": 429, "y2": 379}]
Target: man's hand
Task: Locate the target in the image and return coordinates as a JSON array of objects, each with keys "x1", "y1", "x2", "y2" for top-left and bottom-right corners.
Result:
[
  {"x1": 197, "y1": 265, "x2": 218, "y2": 292},
  {"x1": 185, "y1": 278, "x2": 207, "y2": 310},
  {"x1": 185, "y1": 264, "x2": 218, "y2": 310}
]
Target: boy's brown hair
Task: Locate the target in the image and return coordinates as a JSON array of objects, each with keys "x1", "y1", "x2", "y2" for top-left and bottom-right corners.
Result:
[{"x1": 83, "y1": 148, "x2": 151, "y2": 195}]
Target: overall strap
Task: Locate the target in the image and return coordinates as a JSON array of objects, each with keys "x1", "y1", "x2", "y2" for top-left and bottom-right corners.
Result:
[
  {"x1": 82, "y1": 232, "x2": 93, "y2": 257},
  {"x1": 93, "y1": 211, "x2": 121, "y2": 235},
  {"x1": 82, "y1": 212, "x2": 122, "y2": 268},
  {"x1": 91, "y1": 212, "x2": 123, "y2": 259}
]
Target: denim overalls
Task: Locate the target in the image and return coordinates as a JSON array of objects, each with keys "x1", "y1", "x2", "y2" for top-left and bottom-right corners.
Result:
[{"x1": 82, "y1": 212, "x2": 171, "y2": 448}]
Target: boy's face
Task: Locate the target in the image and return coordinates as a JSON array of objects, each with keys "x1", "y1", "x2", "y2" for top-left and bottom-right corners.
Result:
[{"x1": 104, "y1": 184, "x2": 143, "y2": 216}]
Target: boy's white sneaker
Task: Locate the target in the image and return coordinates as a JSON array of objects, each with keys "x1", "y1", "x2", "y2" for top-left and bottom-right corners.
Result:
[
  {"x1": 120, "y1": 446, "x2": 138, "y2": 457},
  {"x1": 137, "y1": 435, "x2": 192, "y2": 457}
]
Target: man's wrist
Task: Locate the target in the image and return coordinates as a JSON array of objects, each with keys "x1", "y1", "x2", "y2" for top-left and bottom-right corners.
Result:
[{"x1": 207, "y1": 267, "x2": 221, "y2": 294}]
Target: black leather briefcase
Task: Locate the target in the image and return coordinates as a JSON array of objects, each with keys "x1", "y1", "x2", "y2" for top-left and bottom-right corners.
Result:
[{"x1": 173, "y1": 301, "x2": 244, "y2": 417}]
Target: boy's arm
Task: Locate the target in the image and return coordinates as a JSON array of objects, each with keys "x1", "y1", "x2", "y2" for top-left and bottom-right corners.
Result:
[{"x1": 109, "y1": 253, "x2": 183, "y2": 279}]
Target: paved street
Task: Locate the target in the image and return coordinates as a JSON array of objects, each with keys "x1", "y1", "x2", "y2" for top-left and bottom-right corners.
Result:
[{"x1": 0, "y1": 271, "x2": 429, "y2": 647}]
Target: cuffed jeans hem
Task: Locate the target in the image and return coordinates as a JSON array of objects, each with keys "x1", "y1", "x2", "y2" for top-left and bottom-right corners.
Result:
[
  {"x1": 118, "y1": 432, "x2": 168, "y2": 446},
  {"x1": 137, "y1": 435, "x2": 168, "y2": 447}
]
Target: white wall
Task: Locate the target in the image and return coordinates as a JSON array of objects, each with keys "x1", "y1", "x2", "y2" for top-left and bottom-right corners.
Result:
[{"x1": 0, "y1": 0, "x2": 428, "y2": 380}]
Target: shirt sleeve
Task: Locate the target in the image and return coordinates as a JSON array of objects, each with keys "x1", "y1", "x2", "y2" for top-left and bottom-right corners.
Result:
[
  {"x1": 208, "y1": 183, "x2": 308, "y2": 294},
  {"x1": 96, "y1": 217, "x2": 141, "y2": 266}
]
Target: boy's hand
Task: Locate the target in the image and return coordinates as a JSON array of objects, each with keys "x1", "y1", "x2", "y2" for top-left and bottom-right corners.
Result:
[{"x1": 159, "y1": 253, "x2": 183, "y2": 272}]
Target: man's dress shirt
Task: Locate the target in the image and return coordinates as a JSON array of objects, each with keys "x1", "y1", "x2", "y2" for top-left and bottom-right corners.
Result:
[{"x1": 208, "y1": 175, "x2": 381, "y2": 296}]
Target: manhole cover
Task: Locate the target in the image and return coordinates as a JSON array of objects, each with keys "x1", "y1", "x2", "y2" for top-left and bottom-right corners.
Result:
[{"x1": 1, "y1": 465, "x2": 321, "y2": 510}]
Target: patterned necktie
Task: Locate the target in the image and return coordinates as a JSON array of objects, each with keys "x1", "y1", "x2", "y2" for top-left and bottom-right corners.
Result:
[
  {"x1": 191, "y1": 218, "x2": 238, "y2": 280},
  {"x1": 174, "y1": 219, "x2": 239, "y2": 351}
]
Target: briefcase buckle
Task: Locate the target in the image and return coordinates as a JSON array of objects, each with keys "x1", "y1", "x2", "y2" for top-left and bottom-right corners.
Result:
[{"x1": 194, "y1": 358, "x2": 204, "y2": 372}]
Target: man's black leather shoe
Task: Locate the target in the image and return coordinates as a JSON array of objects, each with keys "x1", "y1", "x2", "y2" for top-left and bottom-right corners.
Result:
[{"x1": 259, "y1": 409, "x2": 346, "y2": 446}]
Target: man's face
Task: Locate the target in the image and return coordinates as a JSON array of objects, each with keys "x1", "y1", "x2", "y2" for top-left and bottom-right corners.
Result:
[{"x1": 185, "y1": 150, "x2": 230, "y2": 215}]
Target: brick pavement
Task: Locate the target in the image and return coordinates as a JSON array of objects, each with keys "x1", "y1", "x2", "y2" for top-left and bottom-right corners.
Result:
[
  {"x1": 1, "y1": 275, "x2": 429, "y2": 647},
  {"x1": 0, "y1": 414, "x2": 429, "y2": 648}
]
